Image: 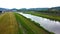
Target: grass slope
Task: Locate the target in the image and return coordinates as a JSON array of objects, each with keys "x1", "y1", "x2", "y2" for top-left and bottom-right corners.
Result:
[
  {"x1": 14, "y1": 12, "x2": 54, "y2": 34},
  {"x1": 25, "y1": 12, "x2": 60, "y2": 21}
]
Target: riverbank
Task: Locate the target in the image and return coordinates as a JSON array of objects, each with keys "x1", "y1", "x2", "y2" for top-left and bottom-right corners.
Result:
[
  {"x1": 25, "y1": 12, "x2": 60, "y2": 21},
  {"x1": 14, "y1": 12, "x2": 54, "y2": 34}
]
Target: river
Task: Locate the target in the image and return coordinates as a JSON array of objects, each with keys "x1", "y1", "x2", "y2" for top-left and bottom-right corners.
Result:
[{"x1": 18, "y1": 12, "x2": 60, "y2": 34}]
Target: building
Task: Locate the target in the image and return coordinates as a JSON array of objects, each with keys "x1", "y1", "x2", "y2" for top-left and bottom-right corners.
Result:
[{"x1": 0, "y1": 11, "x2": 2, "y2": 13}]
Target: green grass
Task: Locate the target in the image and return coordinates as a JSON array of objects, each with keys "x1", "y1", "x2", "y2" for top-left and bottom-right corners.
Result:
[
  {"x1": 25, "y1": 12, "x2": 60, "y2": 21},
  {"x1": 14, "y1": 12, "x2": 54, "y2": 34},
  {"x1": 14, "y1": 13, "x2": 35, "y2": 34}
]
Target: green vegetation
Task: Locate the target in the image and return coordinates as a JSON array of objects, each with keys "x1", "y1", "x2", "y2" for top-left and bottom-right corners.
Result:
[
  {"x1": 0, "y1": 12, "x2": 54, "y2": 34},
  {"x1": 14, "y1": 12, "x2": 54, "y2": 34},
  {"x1": 25, "y1": 11, "x2": 60, "y2": 21}
]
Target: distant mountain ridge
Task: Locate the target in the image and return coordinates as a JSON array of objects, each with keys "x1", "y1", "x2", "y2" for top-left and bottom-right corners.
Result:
[
  {"x1": 0, "y1": 6, "x2": 60, "y2": 11},
  {"x1": 27, "y1": 8, "x2": 49, "y2": 11},
  {"x1": 49, "y1": 6, "x2": 60, "y2": 11},
  {"x1": 0, "y1": 8, "x2": 7, "y2": 11},
  {"x1": 51, "y1": 7, "x2": 60, "y2": 9}
]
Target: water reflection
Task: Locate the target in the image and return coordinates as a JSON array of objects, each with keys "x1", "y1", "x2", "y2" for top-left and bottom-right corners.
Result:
[{"x1": 18, "y1": 12, "x2": 60, "y2": 34}]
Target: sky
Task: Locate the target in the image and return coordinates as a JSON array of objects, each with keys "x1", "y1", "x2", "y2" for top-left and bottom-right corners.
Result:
[{"x1": 0, "y1": 0, "x2": 60, "y2": 9}]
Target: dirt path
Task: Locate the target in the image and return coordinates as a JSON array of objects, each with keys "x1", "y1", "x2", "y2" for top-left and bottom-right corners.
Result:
[{"x1": 0, "y1": 12, "x2": 19, "y2": 34}]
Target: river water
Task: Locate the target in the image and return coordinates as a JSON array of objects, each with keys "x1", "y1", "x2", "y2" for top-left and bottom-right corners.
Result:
[{"x1": 18, "y1": 12, "x2": 60, "y2": 34}]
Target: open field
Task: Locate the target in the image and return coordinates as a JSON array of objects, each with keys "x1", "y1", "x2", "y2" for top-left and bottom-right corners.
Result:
[
  {"x1": 0, "y1": 12, "x2": 54, "y2": 34},
  {"x1": 25, "y1": 11, "x2": 60, "y2": 21},
  {"x1": 0, "y1": 12, "x2": 19, "y2": 34}
]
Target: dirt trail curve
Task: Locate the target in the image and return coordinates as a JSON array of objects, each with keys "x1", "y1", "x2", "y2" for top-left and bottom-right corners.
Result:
[{"x1": 0, "y1": 12, "x2": 19, "y2": 34}]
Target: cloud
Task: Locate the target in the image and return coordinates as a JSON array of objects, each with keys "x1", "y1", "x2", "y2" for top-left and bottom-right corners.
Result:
[{"x1": 0, "y1": 0, "x2": 60, "y2": 8}]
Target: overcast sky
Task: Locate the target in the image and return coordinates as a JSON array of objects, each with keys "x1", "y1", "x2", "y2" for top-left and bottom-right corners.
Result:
[{"x1": 0, "y1": 0, "x2": 60, "y2": 9}]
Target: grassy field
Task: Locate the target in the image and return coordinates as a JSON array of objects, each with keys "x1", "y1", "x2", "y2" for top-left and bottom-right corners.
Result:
[
  {"x1": 0, "y1": 12, "x2": 19, "y2": 34},
  {"x1": 25, "y1": 12, "x2": 60, "y2": 21},
  {"x1": 0, "y1": 12, "x2": 54, "y2": 34}
]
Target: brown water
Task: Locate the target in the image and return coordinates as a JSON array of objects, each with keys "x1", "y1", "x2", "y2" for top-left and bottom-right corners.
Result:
[{"x1": 18, "y1": 12, "x2": 60, "y2": 34}]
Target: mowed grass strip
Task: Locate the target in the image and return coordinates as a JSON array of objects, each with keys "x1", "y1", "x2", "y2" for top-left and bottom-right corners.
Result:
[
  {"x1": 14, "y1": 13, "x2": 53, "y2": 34},
  {"x1": 0, "y1": 12, "x2": 20, "y2": 34},
  {"x1": 0, "y1": 13, "x2": 8, "y2": 20}
]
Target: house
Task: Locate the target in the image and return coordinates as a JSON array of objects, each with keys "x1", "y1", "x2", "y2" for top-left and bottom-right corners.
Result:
[
  {"x1": 0, "y1": 10, "x2": 7, "y2": 13},
  {"x1": 0, "y1": 11, "x2": 3, "y2": 13}
]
